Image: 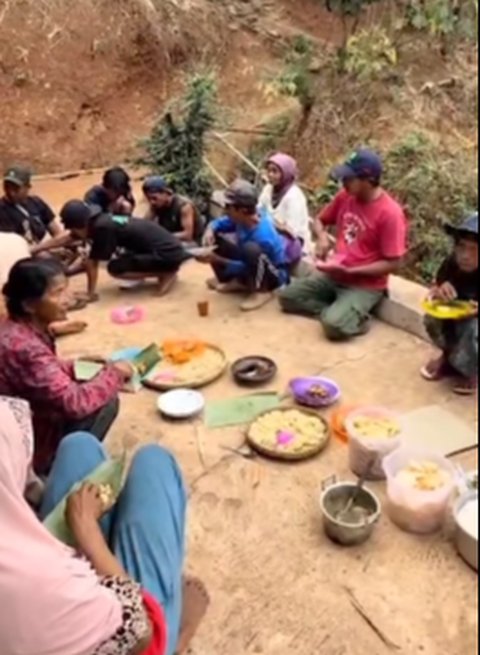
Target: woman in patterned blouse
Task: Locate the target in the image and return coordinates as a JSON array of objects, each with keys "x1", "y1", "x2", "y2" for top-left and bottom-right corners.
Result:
[
  {"x1": 0, "y1": 257, "x2": 132, "y2": 474},
  {"x1": 0, "y1": 396, "x2": 209, "y2": 655}
]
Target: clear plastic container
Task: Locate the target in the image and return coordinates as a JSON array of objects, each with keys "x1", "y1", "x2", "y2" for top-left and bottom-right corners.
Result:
[
  {"x1": 383, "y1": 448, "x2": 456, "y2": 534},
  {"x1": 346, "y1": 406, "x2": 403, "y2": 480}
]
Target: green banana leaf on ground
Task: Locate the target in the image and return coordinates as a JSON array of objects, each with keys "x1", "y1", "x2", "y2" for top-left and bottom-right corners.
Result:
[{"x1": 43, "y1": 455, "x2": 126, "y2": 547}]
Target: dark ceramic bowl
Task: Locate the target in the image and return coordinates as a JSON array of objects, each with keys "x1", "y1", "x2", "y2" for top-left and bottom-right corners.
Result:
[{"x1": 232, "y1": 356, "x2": 278, "y2": 386}]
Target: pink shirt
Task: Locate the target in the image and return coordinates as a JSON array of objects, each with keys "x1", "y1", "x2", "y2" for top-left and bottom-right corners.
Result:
[{"x1": 320, "y1": 189, "x2": 407, "y2": 290}]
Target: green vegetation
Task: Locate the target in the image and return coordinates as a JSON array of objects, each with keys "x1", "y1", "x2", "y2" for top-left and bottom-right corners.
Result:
[
  {"x1": 265, "y1": 36, "x2": 316, "y2": 114},
  {"x1": 324, "y1": 0, "x2": 383, "y2": 47},
  {"x1": 135, "y1": 73, "x2": 217, "y2": 212},
  {"x1": 344, "y1": 27, "x2": 397, "y2": 80},
  {"x1": 382, "y1": 132, "x2": 477, "y2": 282},
  {"x1": 405, "y1": 0, "x2": 478, "y2": 40}
]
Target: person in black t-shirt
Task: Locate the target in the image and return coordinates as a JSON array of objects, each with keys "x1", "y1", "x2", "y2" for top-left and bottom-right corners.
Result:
[
  {"x1": 60, "y1": 200, "x2": 188, "y2": 299},
  {"x1": 421, "y1": 213, "x2": 478, "y2": 395},
  {"x1": 142, "y1": 176, "x2": 204, "y2": 246},
  {"x1": 0, "y1": 167, "x2": 62, "y2": 245},
  {"x1": 84, "y1": 167, "x2": 136, "y2": 216}
]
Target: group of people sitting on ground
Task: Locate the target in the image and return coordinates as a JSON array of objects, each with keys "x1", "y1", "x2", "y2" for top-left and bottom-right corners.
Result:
[
  {"x1": 1, "y1": 149, "x2": 478, "y2": 392},
  {"x1": 0, "y1": 146, "x2": 477, "y2": 655}
]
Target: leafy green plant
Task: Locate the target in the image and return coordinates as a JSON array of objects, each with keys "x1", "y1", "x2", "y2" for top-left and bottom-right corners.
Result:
[
  {"x1": 265, "y1": 36, "x2": 316, "y2": 114},
  {"x1": 345, "y1": 27, "x2": 398, "y2": 80},
  {"x1": 135, "y1": 72, "x2": 217, "y2": 212},
  {"x1": 405, "y1": 0, "x2": 478, "y2": 41},
  {"x1": 383, "y1": 132, "x2": 478, "y2": 282},
  {"x1": 324, "y1": 0, "x2": 383, "y2": 47}
]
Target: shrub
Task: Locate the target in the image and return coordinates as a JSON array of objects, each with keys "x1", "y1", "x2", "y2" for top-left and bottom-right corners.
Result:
[
  {"x1": 135, "y1": 72, "x2": 217, "y2": 212},
  {"x1": 264, "y1": 36, "x2": 316, "y2": 114},
  {"x1": 382, "y1": 132, "x2": 477, "y2": 282},
  {"x1": 344, "y1": 27, "x2": 398, "y2": 80}
]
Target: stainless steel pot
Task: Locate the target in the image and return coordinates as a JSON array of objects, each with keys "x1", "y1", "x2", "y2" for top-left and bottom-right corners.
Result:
[
  {"x1": 454, "y1": 490, "x2": 478, "y2": 571},
  {"x1": 320, "y1": 477, "x2": 382, "y2": 547}
]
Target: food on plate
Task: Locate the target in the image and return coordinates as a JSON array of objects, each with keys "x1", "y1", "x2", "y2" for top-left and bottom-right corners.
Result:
[
  {"x1": 352, "y1": 416, "x2": 400, "y2": 440},
  {"x1": 457, "y1": 498, "x2": 478, "y2": 540},
  {"x1": 396, "y1": 461, "x2": 452, "y2": 492},
  {"x1": 249, "y1": 409, "x2": 327, "y2": 454},
  {"x1": 162, "y1": 340, "x2": 206, "y2": 365},
  {"x1": 308, "y1": 384, "x2": 329, "y2": 399}
]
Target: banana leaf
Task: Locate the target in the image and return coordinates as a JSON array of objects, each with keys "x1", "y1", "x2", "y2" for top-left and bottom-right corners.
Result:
[{"x1": 43, "y1": 455, "x2": 126, "y2": 547}]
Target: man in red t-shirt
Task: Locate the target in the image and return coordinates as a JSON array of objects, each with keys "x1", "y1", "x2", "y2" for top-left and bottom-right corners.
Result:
[{"x1": 279, "y1": 149, "x2": 407, "y2": 340}]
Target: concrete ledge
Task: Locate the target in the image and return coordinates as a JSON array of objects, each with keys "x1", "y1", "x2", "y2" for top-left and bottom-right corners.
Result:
[{"x1": 376, "y1": 275, "x2": 429, "y2": 341}]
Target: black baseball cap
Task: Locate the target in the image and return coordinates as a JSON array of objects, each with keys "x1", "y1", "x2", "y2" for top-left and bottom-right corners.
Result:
[
  {"x1": 4, "y1": 166, "x2": 32, "y2": 187},
  {"x1": 331, "y1": 149, "x2": 383, "y2": 182},
  {"x1": 445, "y1": 213, "x2": 478, "y2": 240},
  {"x1": 60, "y1": 200, "x2": 102, "y2": 229},
  {"x1": 223, "y1": 180, "x2": 259, "y2": 209}
]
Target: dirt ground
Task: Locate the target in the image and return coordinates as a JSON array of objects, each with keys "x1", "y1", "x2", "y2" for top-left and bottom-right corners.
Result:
[{"x1": 35, "y1": 175, "x2": 479, "y2": 655}]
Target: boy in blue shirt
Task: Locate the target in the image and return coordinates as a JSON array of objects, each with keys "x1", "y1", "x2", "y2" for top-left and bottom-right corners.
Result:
[{"x1": 201, "y1": 180, "x2": 287, "y2": 311}]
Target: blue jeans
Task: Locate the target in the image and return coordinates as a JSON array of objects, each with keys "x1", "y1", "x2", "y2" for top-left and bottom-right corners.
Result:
[{"x1": 40, "y1": 433, "x2": 187, "y2": 655}]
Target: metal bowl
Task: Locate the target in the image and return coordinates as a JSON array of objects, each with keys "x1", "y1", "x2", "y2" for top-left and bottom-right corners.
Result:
[
  {"x1": 454, "y1": 490, "x2": 478, "y2": 571},
  {"x1": 320, "y1": 478, "x2": 381, "y2": 547}
]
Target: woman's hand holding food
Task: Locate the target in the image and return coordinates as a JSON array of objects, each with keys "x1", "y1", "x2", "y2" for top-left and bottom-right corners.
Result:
[
  {"x1": 67, "y1": 483, "x2": 127, "y2": 578},
  {"x1": 66, "y1": 483, "x2": 104, "y2": 540}
]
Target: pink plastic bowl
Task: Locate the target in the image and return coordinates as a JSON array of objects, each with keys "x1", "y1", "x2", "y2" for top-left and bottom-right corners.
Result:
[{"x1": 110, "y1": 305, "x2": 146, "y2": 325}]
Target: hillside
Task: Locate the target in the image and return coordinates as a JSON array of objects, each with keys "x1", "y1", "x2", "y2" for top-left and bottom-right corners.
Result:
[{"x1": 0, "y1": 0, "x2": 477, "y2": 187}]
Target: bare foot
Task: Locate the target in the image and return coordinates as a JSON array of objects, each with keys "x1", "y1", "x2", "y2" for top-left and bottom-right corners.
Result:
[
  {"x1": 155, "y1": 273, "x2": 178, "y2": 297},
  {"x1": 175, "y1": 577, "x2": 210, "y2": 654},
  {"x1": 216, "y1": 280, "x2": 248, "y2": 294},
  {"x1": 50, "y1": 320, "x2": 88, "y2": 338},
  {"x1": 240, "y1": 292, "x2": 274, "y2": 312},
  {"x1": 420, "y1": 355, "x2": 451, "y2": 381}
]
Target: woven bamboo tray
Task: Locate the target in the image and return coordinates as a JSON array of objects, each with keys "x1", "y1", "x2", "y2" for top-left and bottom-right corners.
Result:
[
  {"x1": 246, "y1": 405, "x2": 330, "y2": 462},
  {"x1": 142, "y1": 343, "x2": 228, "y2": 391}
]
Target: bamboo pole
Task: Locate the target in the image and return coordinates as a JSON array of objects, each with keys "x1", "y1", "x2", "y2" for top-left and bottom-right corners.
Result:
[
  {"x1": 203, "y1": 157, "x2": 229, "y2": 187},
  {"x1": 209, "y1": 131, "x2": 260, "y2": 174}
]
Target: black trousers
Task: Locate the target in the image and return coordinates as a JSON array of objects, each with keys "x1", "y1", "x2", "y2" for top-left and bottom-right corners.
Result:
[
  {"x1": 212, "y1": 235, "x2": 283, "y2": 292},
  {"x1": 64, "y1": 396, "x2": 120, "y2": 442}
]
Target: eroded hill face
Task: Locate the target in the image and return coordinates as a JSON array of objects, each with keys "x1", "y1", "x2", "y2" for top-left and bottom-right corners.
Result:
[
  {"x1": 0, "y1": 0, "x2": 230, "y2": 171},
  {"x1": 0, "y1": 0, "x2": 339, "y2": 173},
  {"x1": 0, "y1": 0, "x2": 477, "y2": 180}
]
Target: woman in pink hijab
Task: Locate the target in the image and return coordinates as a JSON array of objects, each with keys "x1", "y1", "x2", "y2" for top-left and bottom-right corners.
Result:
[
  {"x1": 0, "y1": 396, "x2": 209, "y2": 655},
  {"x1": 258, "y1": 153, "x2": 313, "y2": 256}
]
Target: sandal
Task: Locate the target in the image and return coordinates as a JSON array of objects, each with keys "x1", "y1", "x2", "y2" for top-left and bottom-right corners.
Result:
[{"x1": 453, "y1": 377, "x2": 477, "y2": 396}]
